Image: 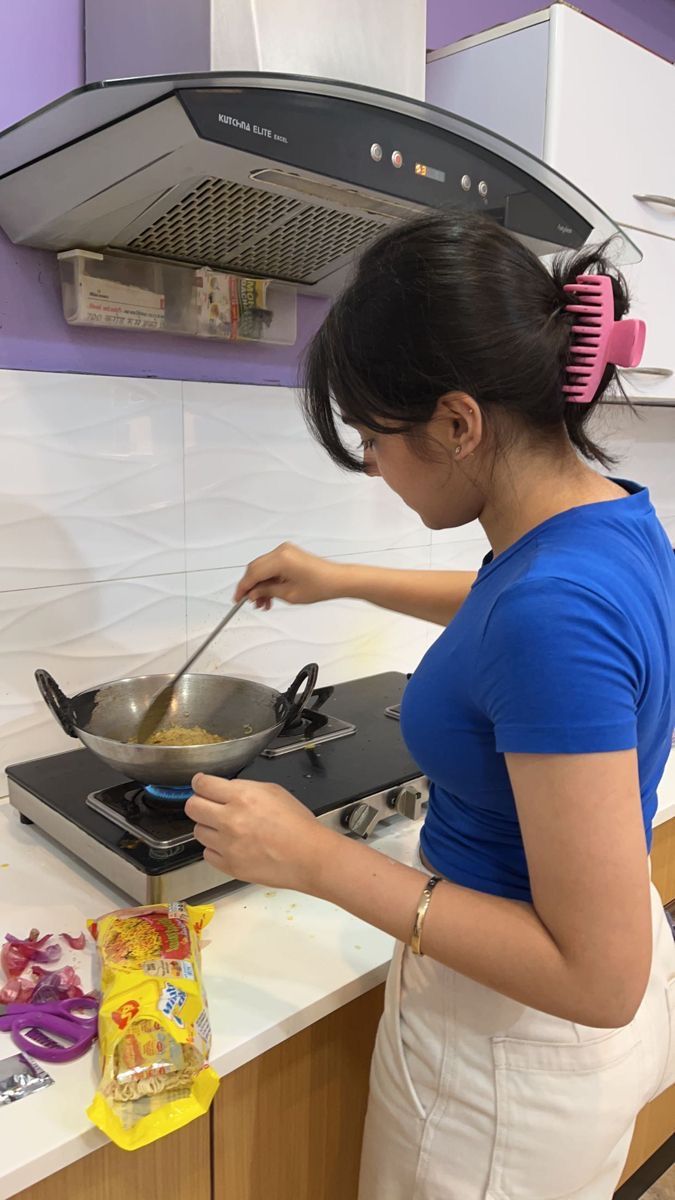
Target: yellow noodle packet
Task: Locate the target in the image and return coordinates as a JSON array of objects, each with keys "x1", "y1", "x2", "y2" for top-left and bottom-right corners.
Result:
[{"x1": 87, "y1": 902, "x2": 219, "y2": 1150}]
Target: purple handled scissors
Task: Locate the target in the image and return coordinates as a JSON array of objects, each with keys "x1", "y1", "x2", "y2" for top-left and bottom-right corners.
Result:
[{"x1": 0, "y1": 995, "x2": 98, "y2": 1064}]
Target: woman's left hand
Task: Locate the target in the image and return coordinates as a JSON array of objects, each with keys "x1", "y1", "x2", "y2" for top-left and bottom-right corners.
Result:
[{"x1": 185, "y1": 774, "x2": 327, "y2": 891}]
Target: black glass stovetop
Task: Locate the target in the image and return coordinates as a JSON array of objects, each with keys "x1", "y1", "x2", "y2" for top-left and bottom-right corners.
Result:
[{"x1": 6, "y1": 673, "x2": 418, "y2": 878}]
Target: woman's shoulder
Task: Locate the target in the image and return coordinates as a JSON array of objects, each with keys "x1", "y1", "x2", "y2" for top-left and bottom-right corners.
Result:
[{"x1": 481, "y1": 533, "x2": 671, "y2": 678}]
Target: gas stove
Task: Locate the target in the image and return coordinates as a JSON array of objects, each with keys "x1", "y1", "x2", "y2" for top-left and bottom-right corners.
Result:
[{"x1": 6, "y1": 673, "x2": 426, "y2": 904}]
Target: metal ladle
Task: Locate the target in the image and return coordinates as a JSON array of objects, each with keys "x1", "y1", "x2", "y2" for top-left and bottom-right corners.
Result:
[{"x1": 135, "y1": 596, "x2": 248, "y2": 744}]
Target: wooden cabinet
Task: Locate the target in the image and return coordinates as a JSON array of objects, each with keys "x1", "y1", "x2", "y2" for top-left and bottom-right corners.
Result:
[
  {"x1": 620, "y1": 1087, "x2": 675, "y2": 1187},
  {"x1": 618, "y1": 819, "x2": 675, "y2": 1186},
  {"x1": 652, "y1": 814, "x2": 675, "y2": 908},
  {"x1": 11, "y1": 1115, "x2": 211, "y2": 1200},
  {"x1": 212, "y1": 985, "x2": 384, "y2": 1200}
]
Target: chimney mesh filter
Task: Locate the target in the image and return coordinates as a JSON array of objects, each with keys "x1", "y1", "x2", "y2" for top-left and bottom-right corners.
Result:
[{"x1": 125, "y1": 176, "x2": 389, "y2": 281}]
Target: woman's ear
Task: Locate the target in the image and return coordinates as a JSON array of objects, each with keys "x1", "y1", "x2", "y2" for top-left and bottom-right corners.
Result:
[{"x1": 435, "y1": 392, "x2": 482, "y2": 459}]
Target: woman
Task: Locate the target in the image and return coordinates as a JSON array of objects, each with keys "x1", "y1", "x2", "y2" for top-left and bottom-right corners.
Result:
[{"x1": 186, "y1": 212, "x2": 675, "y2": 1199}]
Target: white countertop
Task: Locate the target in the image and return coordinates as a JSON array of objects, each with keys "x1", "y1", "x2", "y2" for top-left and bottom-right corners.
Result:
[
  {"x1": 0, "y1": 802, "x2": 421, "y2": 1199},
  {"x1": 0, "y1": 751, "x2": 673, "y2": 1199}
]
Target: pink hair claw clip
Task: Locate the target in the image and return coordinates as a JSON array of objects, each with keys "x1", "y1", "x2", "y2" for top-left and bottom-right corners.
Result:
[{"x1": 563, "y1": 274, "x2": 646, "y2": 404}]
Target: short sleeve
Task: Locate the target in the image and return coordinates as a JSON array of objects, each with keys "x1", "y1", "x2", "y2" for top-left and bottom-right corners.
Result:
[{"x1": 479, "y1": 578, "x2": 643, "y2": 755}]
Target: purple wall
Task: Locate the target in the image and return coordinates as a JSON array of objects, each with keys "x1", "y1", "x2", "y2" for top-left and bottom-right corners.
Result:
[
  {"x1": 85, "y1": 0, "x2": 212, "y2": 84},
  {"x1": 0, "y1": 1, "x2": 84, "y2": 130},
  {"x1": 427, "y1": 0, "x2": 675, "y2": 62},
  {"x1": 0, "y1": 0, "x2": 671, "y2": 382},
  {"x1": 0, "y1": 229, "x2": 329, "y2": 385},
  {"x1": 0, "y1": 0, "x2": 328, "y2": 384}
]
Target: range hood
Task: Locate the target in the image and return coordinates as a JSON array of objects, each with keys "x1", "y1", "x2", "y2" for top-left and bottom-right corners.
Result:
[{"x1": 0, "y1": 73, "x2": 640, "y2": 297}]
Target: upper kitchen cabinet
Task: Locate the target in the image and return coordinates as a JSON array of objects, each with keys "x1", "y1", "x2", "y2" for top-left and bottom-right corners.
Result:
[
  {"x1": 617, "y1": 227, "x2": 675, "y2": 402},
  {"x1": 426, "y1": 0, "x2": 675, "y2": 61},
  {"x1": 544, "y1": 7, "x2": 675, "y2": 241},
  {"x1": 427, "y1": 6, "x2": 675, "y2": 240},
  {"x1": 427, "y1": 5, "x2": 675, "y2": 403}
]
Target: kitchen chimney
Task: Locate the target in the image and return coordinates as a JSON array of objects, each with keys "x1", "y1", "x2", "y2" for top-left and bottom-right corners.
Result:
[{"x1": 84, "y1": 0, "x2": 427, "y2": 101}]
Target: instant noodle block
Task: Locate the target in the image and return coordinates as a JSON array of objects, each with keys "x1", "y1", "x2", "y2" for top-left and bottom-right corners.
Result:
[{"x1": 87, "y1": 902, "x2": 219, "y2": 1150}]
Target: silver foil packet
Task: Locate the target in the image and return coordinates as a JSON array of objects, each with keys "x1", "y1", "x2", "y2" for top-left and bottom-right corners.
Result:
[{"x1": 0, "y1": 1052, "x2": 54, "y2": 1105}]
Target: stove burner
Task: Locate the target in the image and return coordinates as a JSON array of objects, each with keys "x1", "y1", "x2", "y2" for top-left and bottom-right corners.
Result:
[
  {"x1": 256, "y1": 685, "x2": 356, "y2": 756},
  {"x1": 87, "y1": 785, "x2": 196, "y2": 851},
  {"x1": 8, "y1": 671, "x2": 423, "y2": 902},
  {"x1": 144, "y1": 784, "x2": 193, "y2": 804}
]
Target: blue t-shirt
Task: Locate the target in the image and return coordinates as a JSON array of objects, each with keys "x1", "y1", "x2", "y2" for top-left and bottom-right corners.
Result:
[{"x1": 401, "y1": 482, "x2": 675, "y2": 902}]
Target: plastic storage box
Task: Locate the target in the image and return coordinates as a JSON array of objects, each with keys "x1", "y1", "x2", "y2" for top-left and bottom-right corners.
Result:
[{"x1": 57, "y1": 250, "x2": 297, "y2": 345}]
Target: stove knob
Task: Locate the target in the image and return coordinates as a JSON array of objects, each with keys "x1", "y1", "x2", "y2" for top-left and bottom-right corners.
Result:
[
  {"x1": 393, "y1": 785, "x2": 423, "y2": 821},
  {"x1": 344, "y1": 802, "x2": 381, "y2": 838}
]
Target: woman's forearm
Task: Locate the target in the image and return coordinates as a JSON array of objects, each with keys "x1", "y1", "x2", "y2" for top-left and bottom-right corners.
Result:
[
  {"x1": 307, "y1": 827, "x2": 620, "y2": 1028},
  {"x1": 336, "y1": 564, "x2": 476, "y2": 625}
]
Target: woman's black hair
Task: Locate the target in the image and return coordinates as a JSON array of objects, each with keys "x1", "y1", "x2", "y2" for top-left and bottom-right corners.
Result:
[{"x1": 302, "y1": 209, "x2": 629, "y2": 471}]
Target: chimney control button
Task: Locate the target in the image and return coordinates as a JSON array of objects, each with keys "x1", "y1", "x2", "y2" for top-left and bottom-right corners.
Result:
[
  {"x1": 392, "y1": 150, "x2": 403, "y2": 168},
  {"x1": 370, "y1": 143, "x2": 383, "y2": 162}
]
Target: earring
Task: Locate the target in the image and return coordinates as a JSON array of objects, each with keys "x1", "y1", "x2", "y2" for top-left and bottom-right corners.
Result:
[{"x1": 454, "y1": 445, "x2": 461, "y2": 456}]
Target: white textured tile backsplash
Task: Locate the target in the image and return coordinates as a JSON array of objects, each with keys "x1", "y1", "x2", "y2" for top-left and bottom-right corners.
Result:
[
  {"x1": 591, "y1": 404, "x2": 675, "y2": 540},
  {"x1": 185, "y1": 548, "x2": 437, "y2": 691},
  {"x1": 430, "y1": 537, "x2": 491, "y2": 571},
  {"x1": 0, "y1": 371, "x2": 184, "y2": 590},
  {"x1": 183, "y1": 382, "x2": 428, "y2": 570},
  {"x1": 0, "y1": 369, "x2": 672, "y2": 792},
  {"x1": 0, "y1": 573, "x2": 187, "y2": 779}
]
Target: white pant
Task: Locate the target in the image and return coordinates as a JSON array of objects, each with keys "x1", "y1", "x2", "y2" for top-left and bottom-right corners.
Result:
[{"x1": 359, "y1": 883, "x2": 675, "y2": 1200}]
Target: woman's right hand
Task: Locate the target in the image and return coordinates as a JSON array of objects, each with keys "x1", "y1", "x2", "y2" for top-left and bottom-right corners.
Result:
[{"x1": 234, "y1": 543, "x2": 346, "y2": 610}]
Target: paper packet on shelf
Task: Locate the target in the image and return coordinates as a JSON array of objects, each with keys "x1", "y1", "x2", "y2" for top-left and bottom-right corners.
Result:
[
  {"x1": 194, "y1": 269, "x2": 272, "y2": 340},
  {"x1": 87, "y1": 902, "x2": 219, "y2": 1151},
  {"x1": 59, "y1": 251, "x2": 166, "y2": 331}
]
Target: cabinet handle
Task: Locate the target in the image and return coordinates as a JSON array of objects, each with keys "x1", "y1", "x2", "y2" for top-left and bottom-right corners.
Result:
[
  {"x1": 619, "y1": 367, "x2": 673, "y2": 378},
  {"x1": 633, "y1": 194, "x2": 675, "y2": 209}
]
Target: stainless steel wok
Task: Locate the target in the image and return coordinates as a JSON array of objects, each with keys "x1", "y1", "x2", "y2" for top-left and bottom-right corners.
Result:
[{"x1": 35, "y1": 664, "x2": 318, "y2": 788}]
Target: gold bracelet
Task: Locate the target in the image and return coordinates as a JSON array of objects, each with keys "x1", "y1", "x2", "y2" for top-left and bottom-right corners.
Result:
[{"x1": 410, "y1": 875, "x2": 442, "y2": 956}]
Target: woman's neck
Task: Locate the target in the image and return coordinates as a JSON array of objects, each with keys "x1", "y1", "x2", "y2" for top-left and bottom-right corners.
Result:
[{"x1": 479, "y1": 448, "x2": 627, "y2": 558}]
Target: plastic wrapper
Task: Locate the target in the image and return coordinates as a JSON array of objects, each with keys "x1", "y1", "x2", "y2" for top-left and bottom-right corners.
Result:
[
  {"x1": 87, "y1": 902, "x2": 219, "y2": 1150},
  {"x1": 0, "y1": 1052, "x2": 53, "y2": 1105},
  {"x1": 0, "y1": 928, "x2": 87, "y2": 1004}
]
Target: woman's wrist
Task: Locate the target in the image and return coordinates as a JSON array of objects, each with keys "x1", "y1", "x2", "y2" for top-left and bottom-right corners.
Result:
[
  {"x1": 323, "y1": 560, "x2": 363, "y2": 601},
  {"x1": 296, "y1": 821, "x2": 343, "y2": 895},
  {"x1": 298, "y1": 822, "x2": 430, "y2": 946},
  {"x1": 327, "y1": 561, "x2": 374, "y2": 602}
]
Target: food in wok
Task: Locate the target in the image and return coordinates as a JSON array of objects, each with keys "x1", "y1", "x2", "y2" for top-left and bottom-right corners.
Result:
[{"x1": 133, "y1": 725, "x2": 225, "y2": 747}]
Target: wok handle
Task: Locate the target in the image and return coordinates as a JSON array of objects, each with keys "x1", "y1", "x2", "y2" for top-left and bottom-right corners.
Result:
[
  {"x1": 281, "y1": 664, "x2": 319, "y2": 728},
  {"x1": 35, "y1": 669, "x2": 78, "y2": 738}
]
